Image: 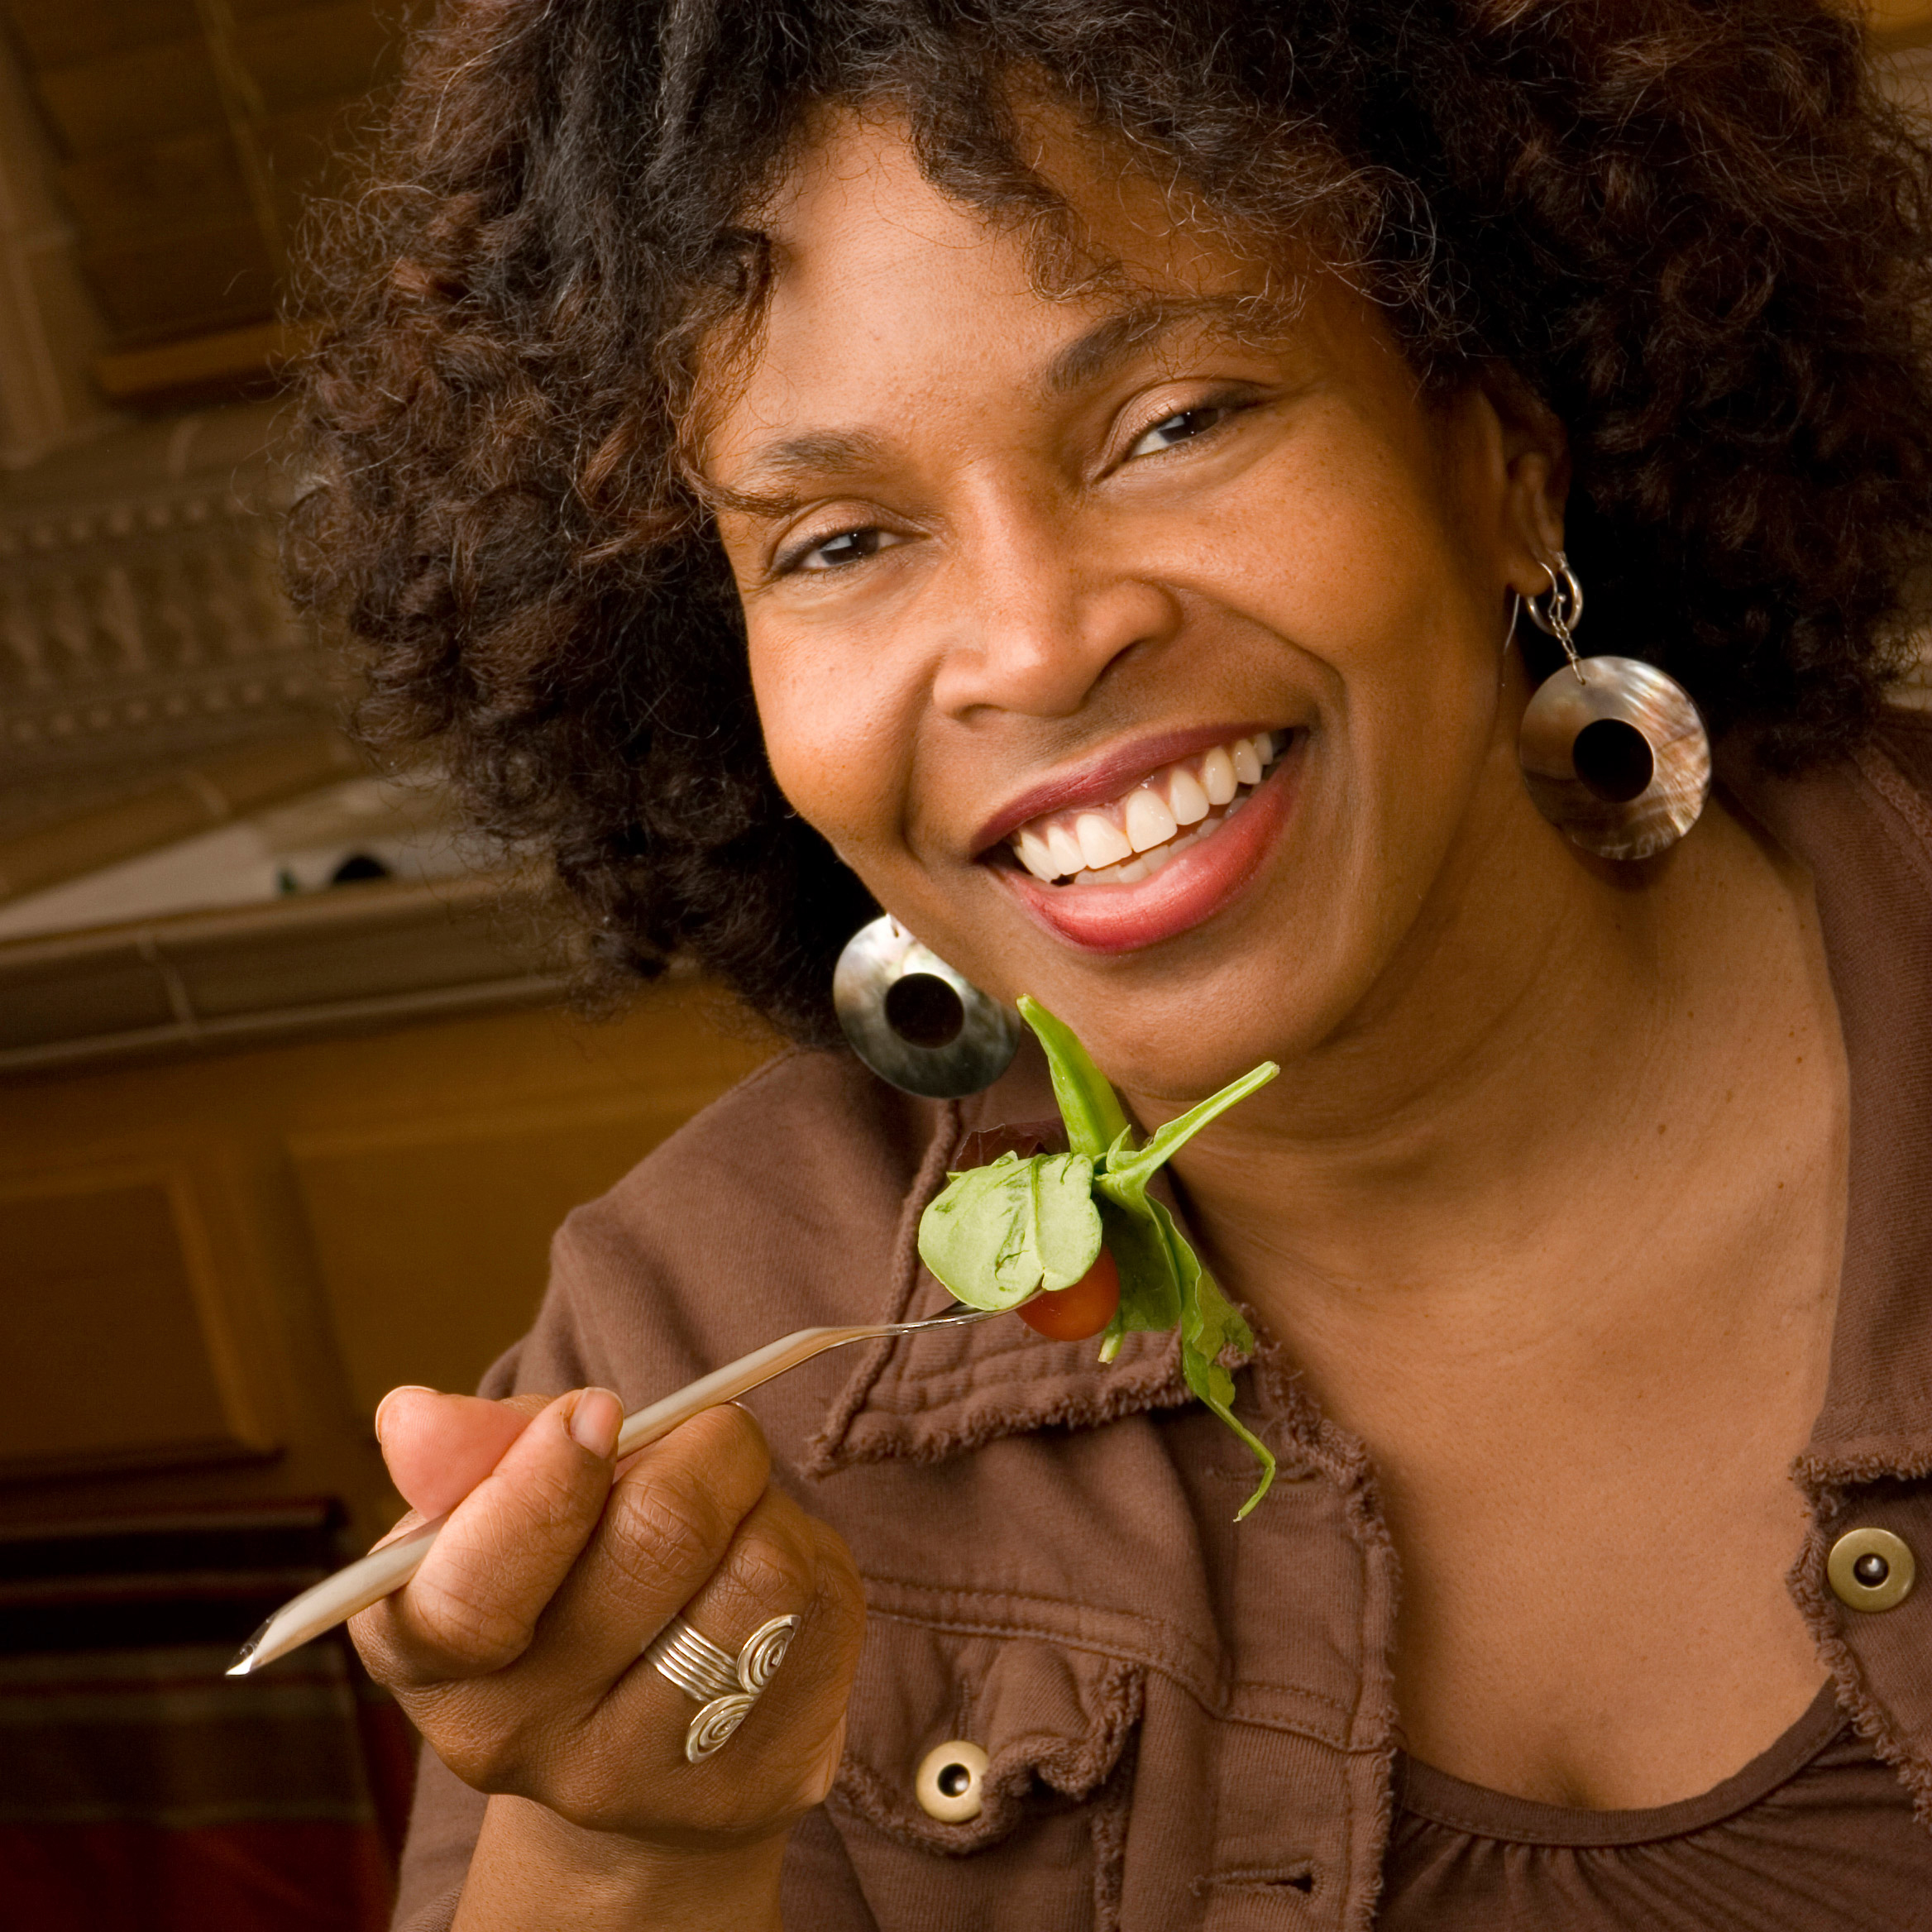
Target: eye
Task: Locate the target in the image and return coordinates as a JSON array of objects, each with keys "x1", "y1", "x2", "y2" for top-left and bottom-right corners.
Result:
[
  {"x1": 787, "y1": 525, "x2": 904, "y2": 573},
  {"x1": 1126, "y1": 402, "x2": 1239, "y2": 460}
]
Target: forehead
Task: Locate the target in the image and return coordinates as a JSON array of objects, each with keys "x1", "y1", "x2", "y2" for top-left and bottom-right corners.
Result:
[
  {"x1": 766, "y1": 99, "x2": 1268, "y2": 299},
  {"x1": 698, "y1": 107, "x2": 1294, "y2": 477}
]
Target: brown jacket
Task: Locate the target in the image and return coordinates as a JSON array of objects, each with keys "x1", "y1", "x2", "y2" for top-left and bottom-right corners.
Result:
[{"x1": 393, "y1": 714, "x2": 1932, "y2": 1932}]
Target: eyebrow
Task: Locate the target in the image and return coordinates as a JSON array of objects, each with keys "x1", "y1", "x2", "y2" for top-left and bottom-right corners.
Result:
[
  {"x1": 709, "y1": 294, "x2": 1260, "y2": 514},
  {"x1": 1038, "y1": 299, "x2": 1202, "y2": 397},
  {"x1": 705, "y1": 430, "x2": 894, "y2": 514}
]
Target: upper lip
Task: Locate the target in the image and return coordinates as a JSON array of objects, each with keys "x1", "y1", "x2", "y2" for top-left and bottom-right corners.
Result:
[{"x1": 969, "y1": 721, "x2": 1291, "y2": 857}]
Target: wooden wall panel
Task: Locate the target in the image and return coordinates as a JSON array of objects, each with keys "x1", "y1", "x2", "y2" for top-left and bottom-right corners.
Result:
[
  {"x1": 0, "y1": 986, "x2": 775, "y2": 1550},
  {"x1": 0, "y1": 0, "x2": 421, "y2": 385},
  {"x1": 292, "y1": 1089, "x2": 729, "y2": 1417},
  {"x1": 236, "y1": 0, "x2": 395, "y2": 112},
  {"x1": 60, "y1": 127, "x2": 251, "y2": 246},
  {"x1": 0, "y1": 0, "x2": 197, "y2": 73},
  {"x1": 81, "y1": 225, "x2": 274, "y2": 341},
  {"x1": 0, "y1": 1164, "x2": 275, "y2": 1472},
  {"x1": 1872, "y1": 0, "x2": 1932, "y2": 42},
  {"x1": 33, "y1": 38, "x2": 222, "y2": 156}
]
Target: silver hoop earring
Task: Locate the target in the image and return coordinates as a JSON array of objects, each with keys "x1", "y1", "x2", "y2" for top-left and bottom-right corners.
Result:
[
  {"x1": 1515, "y1": 553, "x2": 1711, "y2": 862},
  {"x1": 832, "y1": 916, "x2": 1022, "y2": 1098}
]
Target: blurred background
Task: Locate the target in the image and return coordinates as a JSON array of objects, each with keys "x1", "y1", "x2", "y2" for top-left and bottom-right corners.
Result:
[
  {"x1": 0, "y1": 2, "x2": 773, "y2": 1922},
  {"x1": 1, "y1": 3, "x2": 1930, "y2": 1928}
]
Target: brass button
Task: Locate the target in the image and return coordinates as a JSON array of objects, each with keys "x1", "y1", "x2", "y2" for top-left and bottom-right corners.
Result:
[
  {"x1": 915, "y1": 1739, "x2": 988, "y2": 1822},
  {"x1": 1827, "y1": 1527, "x2": 1915, "y2": 1613}
]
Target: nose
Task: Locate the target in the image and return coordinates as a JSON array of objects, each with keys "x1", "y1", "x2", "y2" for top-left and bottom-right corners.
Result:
[{"x1": 927, "y1": 500, "x2": 1181, "y2": 720}]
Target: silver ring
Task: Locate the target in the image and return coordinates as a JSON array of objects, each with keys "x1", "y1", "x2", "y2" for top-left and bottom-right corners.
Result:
[{"x1": 643, "y1": 1613, "x2": 801, "y2": 1762}]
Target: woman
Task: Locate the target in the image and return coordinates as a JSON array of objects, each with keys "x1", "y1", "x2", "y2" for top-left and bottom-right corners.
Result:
[{"x1": 289, "y1": 1, "x2": 1932, "y2": 1925}]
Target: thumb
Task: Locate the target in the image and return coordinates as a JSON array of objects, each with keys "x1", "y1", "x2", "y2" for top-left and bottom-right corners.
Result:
[{"x1": 374, "y1": 1387, "x2": 552, "y2": 1520}]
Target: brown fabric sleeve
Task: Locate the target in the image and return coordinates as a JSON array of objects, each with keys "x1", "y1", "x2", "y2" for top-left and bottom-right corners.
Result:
[{"x1": 391, "y1": 1749, "x2": 488, "y2": 1932}]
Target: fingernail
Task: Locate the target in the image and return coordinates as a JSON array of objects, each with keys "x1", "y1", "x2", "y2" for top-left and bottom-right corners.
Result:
[
  {"x1": 571, "y1": 1388, "x2": 623, "y2": 1459},
  {"x1": 374, "y1": 1385, "x2": 435, "y2": 1443}
]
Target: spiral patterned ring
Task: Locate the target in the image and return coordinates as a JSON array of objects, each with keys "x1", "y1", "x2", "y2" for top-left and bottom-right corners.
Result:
[
  {"x1": 686, "y1": 1692, "x2": 758, "y2": 1762},
  {"x1": 737, "y1": 1614, "x2": 801, "y2": 1693},
  {"x1": 646, "y1": 1610, "x2": 804, "y2": 1762},
  {"x1": 641, "y1": 1620, "x2": 739, "y2": 1704}
]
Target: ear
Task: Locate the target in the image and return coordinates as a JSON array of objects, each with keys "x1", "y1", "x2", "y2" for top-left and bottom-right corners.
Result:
[{"x1": 1475, "y1": 366, "x2": 1570, "y2": 599}]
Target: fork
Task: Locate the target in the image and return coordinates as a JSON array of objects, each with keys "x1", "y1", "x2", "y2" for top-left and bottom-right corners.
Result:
[{"x1": 229, "y1": 1304, "x2": 1006, "y2": 1676}]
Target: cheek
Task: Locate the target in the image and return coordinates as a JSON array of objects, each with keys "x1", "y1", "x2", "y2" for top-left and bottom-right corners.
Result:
[
  {"x1": 1320, "y1": 572, "x2": 1506, "y2": 896},
  {"x1": 1341, "y1": 570, "x2": 1501, "y2": 772},
  {"x1": 745, "y1": 620, "x2": 915, "y2": 859},
  {"x1": 1198, "y1": 418, "x2": 1509, "y2": 920},
  {"x1": 1221, "y1": 431, "x2": 1499, "y2": 772}
]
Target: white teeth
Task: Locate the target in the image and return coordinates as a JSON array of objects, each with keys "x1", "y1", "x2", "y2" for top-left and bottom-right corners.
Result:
[
  {"x1": 1008, "y1": 729, "x2": 1287, "y2": 885},
  {"x1": 1124, "y1": 787, "x2": 1179, "y2": 853},
  {"x1": 1167, "y1": 767, "x2": 1210, "y2": 825},
  {"x1": 1201, "y1": 745, "x2": 1237, "y2": 806},
  {"x1": 1015, "y1": 827, "x2": 1058, "y2": 882},
  {"x1": 1074, "y1": 811, "x2": 1132, "y2": 870},
  {"x1": 1046, "y1": 824, "x2": 1085, "y2": 877}
]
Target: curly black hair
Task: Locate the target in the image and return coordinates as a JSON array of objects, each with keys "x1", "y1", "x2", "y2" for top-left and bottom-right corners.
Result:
[{"x1": 285, "y1": 0, "x2": 1932, "y2": 1045}]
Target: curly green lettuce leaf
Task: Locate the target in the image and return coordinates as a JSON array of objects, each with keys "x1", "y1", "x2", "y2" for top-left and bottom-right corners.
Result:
[{"x1": 918, "y1": 1150, "x2": 1104, "y2": 1310}]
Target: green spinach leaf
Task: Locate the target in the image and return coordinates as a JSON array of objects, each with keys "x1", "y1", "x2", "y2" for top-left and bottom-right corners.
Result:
[
  {"x1": 917, "y1": 1149, "x2": 1103, "y2": 1309},
  {"x1": 1016, "y1": 997, "x2": 1132, "y2": 1159}
]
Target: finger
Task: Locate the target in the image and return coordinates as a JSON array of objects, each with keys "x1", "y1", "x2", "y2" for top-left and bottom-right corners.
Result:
[
  {"x1": 353, "y1": 1387, "x2": 623, "y2": 1686},
  {"x1": 524, "y1": 1404, "x2": 776, "y2": 1687},
  {"x1": 571, "y1": 1506, "x2": 865, "y2": 1838},
  {"x1": 669, "y1": 1487, "x2": 820, "y2": 1671},
  {"x1": 510, "y1": 1485, "x2": 817, "y2": 1809},
  {"x1": 375, "y1": 1388, "x2": 551, "y2": 1518},
  {"x1": 639, "y1": 1490, "x2": 833, "y2": 1787},
  {"x1": 743, "y1": 1515, "x2": 867, "y2": 1804}
]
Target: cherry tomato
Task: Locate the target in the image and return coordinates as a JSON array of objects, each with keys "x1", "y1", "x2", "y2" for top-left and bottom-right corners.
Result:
[{"x1": 1018, "y1": 1247, "x2": 1121, "y2": 1341}]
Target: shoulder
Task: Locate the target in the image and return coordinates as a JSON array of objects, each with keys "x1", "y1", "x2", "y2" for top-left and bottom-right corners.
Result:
[
  {"x1": 533, "y1": 1045, "x2": 949, "y2": 1404},
  {"x1": 1829, "y1": 704, "x2": 1932, "y2": 895},
  {"x1": 1870, "y1": 702, "x2": 1932, "y2": 821},
  {"x1": 1724, "y1": 704, "x2": 1932, "y2": 897}
]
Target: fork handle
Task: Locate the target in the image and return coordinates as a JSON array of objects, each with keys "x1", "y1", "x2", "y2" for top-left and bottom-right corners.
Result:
[{"x1": 613, "y1": 1323, "x2": 885, "y2": 1457}]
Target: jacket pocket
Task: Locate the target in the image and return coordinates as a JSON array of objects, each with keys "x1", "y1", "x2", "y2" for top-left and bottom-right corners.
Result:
[{"x1": 825, "y1": 1614, "x2": 1143, "y2": 1930}]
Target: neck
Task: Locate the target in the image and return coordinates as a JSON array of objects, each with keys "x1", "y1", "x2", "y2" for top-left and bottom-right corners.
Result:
[{"x1": 1124, "y1": 779, "x2": 1839, "y2": 1365}]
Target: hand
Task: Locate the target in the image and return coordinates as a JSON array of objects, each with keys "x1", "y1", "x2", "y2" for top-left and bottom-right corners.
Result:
[{"x1": 351, "y1": 1386, "x2": 864, "y2": 1871}]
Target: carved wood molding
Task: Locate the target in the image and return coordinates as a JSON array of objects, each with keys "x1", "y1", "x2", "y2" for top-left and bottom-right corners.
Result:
[
  {"x1": 0, "y1": 408, "x2": 340, "y2": 828},
  {"x1": 0, "y1": 872, "x2": 571, "y2": 1076}
]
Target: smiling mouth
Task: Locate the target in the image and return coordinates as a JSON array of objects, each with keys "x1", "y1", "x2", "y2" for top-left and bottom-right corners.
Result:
[{"x1": 1003, "y1": 732, "x2": 1289, "y2": 887}]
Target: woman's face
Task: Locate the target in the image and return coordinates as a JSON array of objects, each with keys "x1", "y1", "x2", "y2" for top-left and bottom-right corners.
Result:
[{"x1": 706, "y1": 110, "x2": 1565, "y2": 1105}]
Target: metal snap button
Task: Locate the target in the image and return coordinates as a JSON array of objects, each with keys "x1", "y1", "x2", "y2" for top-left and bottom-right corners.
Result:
[
  {"x1": 1827, "y1": 1527, "x2": 1915, "y2": 1614},
  {"x1": 915, "y1": 1739, "x2": 988, "y2": 1822}
]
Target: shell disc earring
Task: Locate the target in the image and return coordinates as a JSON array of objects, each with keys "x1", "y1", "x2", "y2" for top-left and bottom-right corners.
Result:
[
  {"x1": 832, "y1": 915, "x2": 1022, "y2": 1098},
  {"x1": 1515, "y1": 554, "x2": 1712, "y2": 862}
]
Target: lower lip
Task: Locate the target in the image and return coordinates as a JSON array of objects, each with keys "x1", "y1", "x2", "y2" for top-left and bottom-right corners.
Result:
[{"x1": 996, "y1": 753, "x2": 1296, "y2": 953}]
